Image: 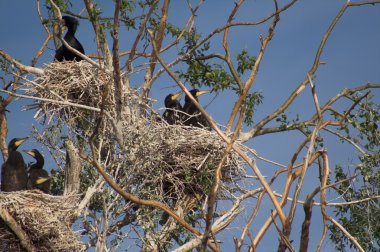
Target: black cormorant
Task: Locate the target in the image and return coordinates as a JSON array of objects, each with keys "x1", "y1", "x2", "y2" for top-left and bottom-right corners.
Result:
[
  {"x1": 24, "y1": 149, "x2": 51, "y2": 194},
  {"x1": 1, "y1": 137, "x2": 28, "y2": 192},
  {"x1": 54, "y1": 16, "x2": 85, "y2": 62},
  {"x1": 183, "y1": 89, "x2": 210, "y2": 128},
  {"x1": 162, "y1": 92, "x2": 183, "y2": 125}
]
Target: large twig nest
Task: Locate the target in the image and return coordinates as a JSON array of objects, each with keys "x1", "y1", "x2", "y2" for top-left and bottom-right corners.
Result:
[
  {"x1": 119, "y1": 120, "x2": 246, "y2": 205},
  {"x1": 26, "y1": 62, "x2": 247, "y2": 206},
  {"x1": 26, "y1": 61, "x2": 115, "y2": 126},
  {"x1": 0, "y1": 191, "x2": 83, "y2": 251}
]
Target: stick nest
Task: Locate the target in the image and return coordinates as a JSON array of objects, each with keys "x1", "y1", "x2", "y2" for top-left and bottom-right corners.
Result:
[
  {"x1": 119, "y1": 121, "x2": 246, "y2": 207},
  {"x1": 0, "y1": 191, "x2": 83, "y2": 251},
  {"x1": 26, "y1": 61, "x2": 115, "y2": 125},
  {"x1": 26, "y1": 62, "x2": 247, "y2": 208}
]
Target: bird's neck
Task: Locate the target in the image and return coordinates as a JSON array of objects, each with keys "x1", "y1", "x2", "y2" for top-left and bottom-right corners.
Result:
[
  {"x1": 185, "y1": 98, "x2": 198, "y2": 109},
  {"x1": 7, "y1": 151, "x2": 24, "y2": 165},
  {"x1": 65, "y1": 26, "x2": 77, "y2": 37},
  {"x1": 36, "y1": 156, "x2": 44, "y2": 168}
]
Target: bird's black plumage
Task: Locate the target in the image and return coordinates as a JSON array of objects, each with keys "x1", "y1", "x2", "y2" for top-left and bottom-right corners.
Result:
[
  {"x1": 24, "y1": 149, "x2": 50, "y2": 194},
  {"x1": 1, "y1": 137, "x2": 28, "y2": 192},
  {"x1": 183, "y1": 89, "x2": 210, "y2": 128},
  {"x1": 54, "y1": 16, "x2": 85, "y2": 62},
  {"x1": 162, "y1": 92, "x2": 183, "y2": 125}
]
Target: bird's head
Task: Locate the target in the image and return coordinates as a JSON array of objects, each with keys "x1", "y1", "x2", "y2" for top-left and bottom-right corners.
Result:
[
  {"x1": 24, "y1": 149, "x2": 44, "y2": 160},
  {"x1": 164, "y1": 91, "x2": 182, "y2": 108},
  {"x1": 8, "y1": 137, "x2": 28, "y2": 151},
  {"x1": 24, "y1": 149, "x2": 44, "y2": 167},
  {"x1": 185, "y1": 89, "x2": 210, "y2": 103},
  {"x1": 61, "y1": 16, "x2": 79, "y2": 31},
  {"x1": 23, "y1": 149, "x2": 39, "y2": 158}
]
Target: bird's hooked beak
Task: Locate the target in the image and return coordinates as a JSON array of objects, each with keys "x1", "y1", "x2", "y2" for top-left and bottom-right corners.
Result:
[
  {"x1": 23, "y1": 149, "x2": 35, "y2": 158},
  {"x1": 35, "y1": 177, "x2": 51, "y2": 185},
  {"x1": 15, "y1": 137, "x2": 28, "y2": 147},
  {"x1": 195, "y1": 90, "x2": 210, "y2": 97},
  {"x1": 171, "y1": 91, "x2": 182, "y2": 101}
]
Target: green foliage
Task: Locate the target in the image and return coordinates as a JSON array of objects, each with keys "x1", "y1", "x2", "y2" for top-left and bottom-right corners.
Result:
[
  {"x1": 237, "y1": 49, "x2": 256, "y2": 75},
  {"x1": 50, "y1": 168, "x2": 65, "y2": 195},
  {"x1": 0, "y1": 58, "x2": 11, "y2": 75},
  {"x1": 329, "y1": 164, "x2": 380, "y2": 251},
  {"x1": 337, "y1": 93, "x2": 380, "y2": 150},
  {"x1": 177, "y1": 32, "x2": 236, "y2": 91},
  {"x1": 176, "y1": 30, "x2": 263, "y2": 127},
  {"x1": 244, "y1": 92, "x2": 263, "y2": 126},
  {"x1": 275, "y1": 113, "x2": 288, "y2": 130},
  {"x1": 329, "y1": 93, "x2": 380, "y2": 251},
  {"x1": 166, "y1": 23, "x2": 181, "y2": 37},
  {"x1": 275, "y1": 113, "x2": 301, "y2": 130}
]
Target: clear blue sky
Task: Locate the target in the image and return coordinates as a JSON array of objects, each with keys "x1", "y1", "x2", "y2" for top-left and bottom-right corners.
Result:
[{"x1": 0, "y1": 0, "x2": 379, "y2": 251}]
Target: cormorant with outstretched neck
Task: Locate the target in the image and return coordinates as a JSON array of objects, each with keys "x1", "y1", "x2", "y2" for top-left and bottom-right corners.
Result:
[
  {"x1": 162, "y1": 92, "x2": 183, "y2": 125},
  {"x1": 1, "y1": 137, "x2": 28, "y2": 192},
  {"x1": 54, "y1": 16, "x2": 85, "y2": 62},
  {"x1": 24, "y1": 149, "x2": 51, "y2": 194},
  {"x1": 183, "y1": 89, "x2": 210, "y2": 129}
]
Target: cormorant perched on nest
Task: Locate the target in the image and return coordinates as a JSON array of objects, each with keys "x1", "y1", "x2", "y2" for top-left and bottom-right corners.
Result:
[
  {"x1": 55, "y1": 16, "x2": 85, "y2": 62},
  {"x1": 162, "y1": 92, "x2": 183, "y2": 125},
  {"x1": 24, "y1": 149, "x2": 51, "y2": 194},
  {"x1": 1, "y1": 137, "x2": 28, "y2": 192},
  {"x1": 183, "y1": 89, "x2": 211, "y2": 129}
]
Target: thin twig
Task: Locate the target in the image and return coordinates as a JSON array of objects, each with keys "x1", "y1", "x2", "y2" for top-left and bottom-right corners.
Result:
[
  {"x1": 226, "y1": 0, "x2": 280, "y2": 131},
  {"x1": 0, "y1": 88, "x2": 101, "y2": 112},
  {"x1": 32, "y1": 0, "x2": 53, "y2": 66},
  {"x1": 242, "y1": 0, "x2": 352, "y2": 141}
]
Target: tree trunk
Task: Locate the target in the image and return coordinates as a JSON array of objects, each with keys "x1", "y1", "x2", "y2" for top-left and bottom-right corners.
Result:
[{"x1": 64, "y1": 140, "x2": 81, "y2": 195}]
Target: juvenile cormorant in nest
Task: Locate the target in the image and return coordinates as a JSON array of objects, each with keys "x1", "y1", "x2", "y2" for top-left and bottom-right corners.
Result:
[
  {"x1": 54, "y1": 16, "x2": 85, "y2": 62},
  {"x1": 24, "y1": 149, "x2": 51, "y2": 194},
  {"x1": 162, "y1": 92, "x2": 183, "y2": 125},
  {"x1": 1, "y1": 137, "x2": 28, "y2": 192},
  {"x1": 183, "y1": 89, "x2": 211, "y2": 129}
]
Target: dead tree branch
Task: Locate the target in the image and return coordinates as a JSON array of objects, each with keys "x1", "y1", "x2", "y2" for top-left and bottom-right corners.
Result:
[{"x1": 0, "y1": 50, "x2": 44, "y2": 75}]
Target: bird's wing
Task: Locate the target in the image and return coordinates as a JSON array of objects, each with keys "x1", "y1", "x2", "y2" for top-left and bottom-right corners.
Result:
[
  {"x1": 75, "y1": 38, "x2": 85, "y2": 54},
  {"x1": 55, "y1": 46, "x2": 64, "y2": 61}
]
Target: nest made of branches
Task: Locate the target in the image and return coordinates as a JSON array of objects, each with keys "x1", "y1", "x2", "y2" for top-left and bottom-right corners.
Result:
[
  {"x1": 0, "y1": 191, "x2": 83, "y2": 252},
  {"x1": 26, "y1": 62, "x2": 247, "y2": 208},
  {"x1": 120, "y1": 120, "x2": 246, "y2": 206},
  {"x1": 26, "y1": 61, "x2": 117, "y2": 125}
]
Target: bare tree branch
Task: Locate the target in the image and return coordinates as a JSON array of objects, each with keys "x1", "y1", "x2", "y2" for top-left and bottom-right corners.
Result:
[
  {"x1": 0, "y1": 50, "x2": 44, "y2": 75},
  {"x1": 64, "y1": 140, "x2": 81, "y2": 195},
  {"x1": 226, "y1": 0, "x2": 280, "y2": 131},
  {"x1": 111, "y1": 0, "x2": 123, "y2": 121},
  {"x1": 300, "y1": 187, "x2": 320, "y2": 252},
  {"x1": 32, "y1": 0, "x2": 53, "y2": 67},
  {"x1": 83, "y1": 0, "x2": 113, "y2": 67},
  {"x1": 241, "y1": 0, "x2": 351, "y2": 141}
]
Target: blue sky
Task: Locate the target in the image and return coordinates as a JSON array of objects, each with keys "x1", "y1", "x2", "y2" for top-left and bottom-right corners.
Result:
[{"x1": 0, "y1": 0, "x2": 379, "y2": 251}]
